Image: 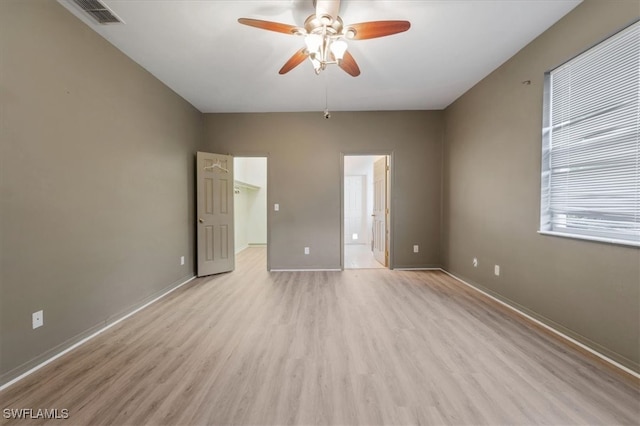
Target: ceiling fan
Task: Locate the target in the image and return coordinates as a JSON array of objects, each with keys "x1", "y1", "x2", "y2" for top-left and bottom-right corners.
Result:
[{"x1": 238, "y1": 0, "x2": 410, "y2": 77}]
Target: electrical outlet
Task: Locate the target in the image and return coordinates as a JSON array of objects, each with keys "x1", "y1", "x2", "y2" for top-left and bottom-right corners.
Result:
[
  {"x1": 32, "y1": 310, "x2": 43, "y2": 329},
  {"x1": 180, "y1": 256, "x2": 185, "y2": 266},
  {"x1": 495, "y1": 265, "x2": 500, "y2": 276},
  {"x1": 413, "y1": 245, "x2": 419, "y2": 253},
  {"x1": 304, "y1": 247, "x2": 310, "y2": 255},
  {"x1": 473, "y1": 258, "x2": 478, "y2": 267}
]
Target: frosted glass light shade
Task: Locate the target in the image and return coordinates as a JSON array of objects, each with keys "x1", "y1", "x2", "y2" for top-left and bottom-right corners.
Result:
[
  {"x1": 310, "y1": 57, "x2": 322, "y2": 72},
  {"x1": 330, "y1": 39, "x2": 348, "y2": 60},
  {"x1": 305, "y1": 34, "x2": 323, "y2": 54}
]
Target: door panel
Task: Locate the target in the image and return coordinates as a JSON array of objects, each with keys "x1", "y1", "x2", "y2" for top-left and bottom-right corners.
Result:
[
  {"x1": 220, "y1": 225, "x2": 229, "y2": 259},
  {"x1": 373, "y1": 157, "x2": 387, "y2": 267},
  {"x1": 205, "y1": 226, "x2": 214, "y2": 261},
  {"x1": 197, "y1": 152, "x2": 234, "y2": 276}
]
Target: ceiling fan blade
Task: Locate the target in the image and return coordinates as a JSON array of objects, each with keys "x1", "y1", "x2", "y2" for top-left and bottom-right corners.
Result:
[
  {"x1": 279, "y1": 48, "x2": 309, "y2": 74},
  {"x1": 237, "y1": 18, "x2": 303, "y2": 35},
  {"x1": 339, "y1": 51, "x2": 360, "y2": 77},
  {"x1": 315, "y1": 0, "x2": 340, "y2": 22},
  {"x1": 345, "y1": 20, "x2": 411, "y2": 40}
]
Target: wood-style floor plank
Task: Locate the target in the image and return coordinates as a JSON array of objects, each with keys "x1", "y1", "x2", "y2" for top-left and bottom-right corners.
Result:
[{"x1": 1, "y1": 247, "x2": 638, "y2": 425}]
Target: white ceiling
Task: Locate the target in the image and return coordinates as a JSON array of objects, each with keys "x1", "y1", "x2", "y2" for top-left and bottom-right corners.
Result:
[{"x1": 58, "y1": 0, "x2": 581, "y2": 113}]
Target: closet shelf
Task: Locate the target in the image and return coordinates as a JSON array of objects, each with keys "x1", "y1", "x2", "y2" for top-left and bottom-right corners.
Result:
[{"x1": 234, "y1": 180, "x2": 260, "y2": 191}]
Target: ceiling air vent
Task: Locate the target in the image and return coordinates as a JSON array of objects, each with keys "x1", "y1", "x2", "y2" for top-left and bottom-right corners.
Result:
[{"x1": 72, "y1": 0, "x2": 123, "y2": 24}]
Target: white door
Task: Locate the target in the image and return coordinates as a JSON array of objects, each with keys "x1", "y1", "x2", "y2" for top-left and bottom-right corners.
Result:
[
  {"x1": 344, "y1": 175, "x2": 367, "y2": 244},
  {"x1": 373, "y1": 157, "x2": 387, "y2": 267},
  {"x1": 197, "y1": 152, "x2": 234, "y2": 276}
]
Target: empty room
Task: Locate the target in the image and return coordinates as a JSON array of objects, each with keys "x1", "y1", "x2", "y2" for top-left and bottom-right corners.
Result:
[{"x1": 1, "y1": 0, "x2": 638, "y2": 425}]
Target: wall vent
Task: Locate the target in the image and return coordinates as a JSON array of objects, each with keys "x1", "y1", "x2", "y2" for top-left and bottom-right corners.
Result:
[{"x1": 72, "y1": 0, "x2": 123, "y2": 24}]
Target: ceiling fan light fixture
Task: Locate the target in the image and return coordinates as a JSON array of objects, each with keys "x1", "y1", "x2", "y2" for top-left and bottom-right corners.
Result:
[
  {"x1": 305, "y1": 33, "x2": 323, "y2": 53},
  {"x1": 310, "y1": 57, "x2": 322, "y2": 74},
  {"x1": 238, "y1": 1, "x2": 410, "y2": 77},
  {"x1": 329, "y1": 39, "x2": 348, "y2": 60}
]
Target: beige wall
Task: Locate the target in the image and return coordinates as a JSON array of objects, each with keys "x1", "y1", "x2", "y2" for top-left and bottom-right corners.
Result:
[
  {"x1": 203, "y1": 111, "x2": 443, "y2": 270},
  {"x1": 443, "y1": 0, "x2": 640, "y2": 371},
  {"x1": 0, "y1": 0, "x2": 203, "y2": 381}
]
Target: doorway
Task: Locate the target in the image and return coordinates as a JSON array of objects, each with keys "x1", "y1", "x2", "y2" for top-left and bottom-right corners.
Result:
[
  {"x1": 343, "y1": 155, "x2": 390, "y2": 269},
  {"x1": 234, "y1": 157, "x2": 267, "y2": 267}
]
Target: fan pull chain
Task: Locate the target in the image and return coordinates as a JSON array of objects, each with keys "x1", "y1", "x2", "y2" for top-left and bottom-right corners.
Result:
[{"x1": 323, "y1": 71, "x2": 331, "y2": 119}]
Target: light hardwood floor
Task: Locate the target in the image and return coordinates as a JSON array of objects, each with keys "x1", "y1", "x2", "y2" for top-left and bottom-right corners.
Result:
[
  {"x1": 344, "y1": 244, "x2": 384, "y2": 269},
  {"x1": 1, "y1": 247, "x2": 638, "y2": 425}
]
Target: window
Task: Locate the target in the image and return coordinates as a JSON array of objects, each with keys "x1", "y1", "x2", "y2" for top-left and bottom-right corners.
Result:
[{"x1": 540, "y1": 21, "x2": 640, "y2": 247}]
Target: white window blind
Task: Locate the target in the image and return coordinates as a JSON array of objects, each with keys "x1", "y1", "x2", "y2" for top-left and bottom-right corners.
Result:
[{"x1": 540, "y1": 21, "x2": 640, "y2": 247}]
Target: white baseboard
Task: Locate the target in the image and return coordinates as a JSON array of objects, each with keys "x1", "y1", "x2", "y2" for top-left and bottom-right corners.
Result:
[
  {"x1": 394, "y1": 267, "x2": 442, "y2": 271},
  {"x1": 236, "y1": 244, "x2": 266, "y2": 254},
  {"x1": 270, "y1": 269, "x2": 342, "y2": 272},
  {"x1": 439, "y1": 269, "x2": 639, "y2": 379},
  {"x1": 0, "y1": 275, "x2": 196, "y2": 392}
]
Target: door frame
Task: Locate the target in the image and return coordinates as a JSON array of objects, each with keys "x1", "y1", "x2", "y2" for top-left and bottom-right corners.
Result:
[
  {"x1": 229, "y1": 152, "x2": 271, "y2": 271},
  {"x1": 340, "y1": 151, "x2": 394, "y2": 270}
]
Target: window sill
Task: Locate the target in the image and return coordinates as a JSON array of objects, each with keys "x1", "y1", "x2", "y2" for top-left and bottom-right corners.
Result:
[{"x1": 537, "y1": 230, "x2": 640, "y2": 248}]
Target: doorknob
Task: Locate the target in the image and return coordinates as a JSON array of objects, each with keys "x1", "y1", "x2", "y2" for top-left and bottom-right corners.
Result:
[{"x1": 199, "y1": 218, "x2": 204, "y2": 224}]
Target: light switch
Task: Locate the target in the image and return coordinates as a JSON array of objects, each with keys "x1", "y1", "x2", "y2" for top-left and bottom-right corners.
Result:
[{"x1": 274, "y1": 203, "x2": 279, "y2": 211}]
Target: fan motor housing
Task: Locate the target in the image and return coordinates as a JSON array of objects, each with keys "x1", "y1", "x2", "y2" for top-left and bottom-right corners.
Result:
[{"x1": 304, "y1": 14, "x2": 343, "y2": 36}]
